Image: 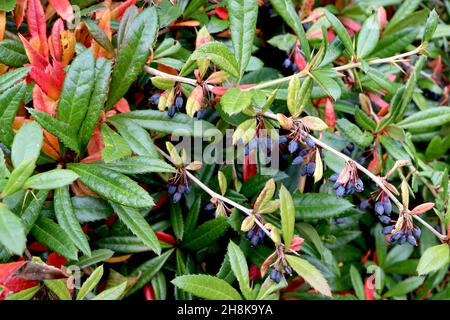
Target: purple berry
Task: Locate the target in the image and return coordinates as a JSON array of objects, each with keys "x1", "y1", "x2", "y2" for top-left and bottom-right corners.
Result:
[
  {"x1": 172, "y1": 192, "x2": 182, "y2": 203},
  {"x1": 383, "y1": 199, "x2": 392, "y2": 215},
  {"x1": 292, "y1": 155, "x2": 304, "y2": 165},
  {"x1": 375, "y1": 202, "x2": 385, "y2": 215},
  {"x1": 391, "y1": 231, "x2": 403, "y2": 242},
  {"x1": 288, "y1": 140, "x2": 299, "y2": 153},
  {"x1": 305, "y1": 137, "x2": 315, "y2": 148},
  {"x1": 282, "y1": 58, "x2": 291, "y2": 69},
  {"x1": 382, "y1": 226, "x2": 394, "y2": 235},
  {"x1": 205, "y1": 203, "x2": 216, "y2": 211},
  {"x1": 168, "y1": 105, "x2": 176, "y2": 118},
  {"x1": 355, "y1": 179, "x2": 364, "y2": 192},
  {"x1": 399, "y1": 235, "x2": 407, "y2": 245},
  {"x1": 175, "y1": 96, "x2": 184, "y2": 109},
  {"x1": 359, "y1": 199, "x2": 369, "y2": 210},
  {"x1": 329, "y1": 173, "x2": 339, "y2": 182},
  {"x1": 412, "y1": 227, "x2": 421, "y2": 238},
  {"x1": 407, "y1": 235, "x2": 417, "y2": 246},
  {"x1": 168, "y1": 183, "x2": 177, "y2": 195},
  {"x1": 247, "y1": 230, "x2": 255, "y2": 240},
  {"x1": 379, "y1": 215, "x2": 391, "y2": 224},
  {"x1": 150, "y1": 94, "x2": 160, "y2": 105},
  {"x1": 306, "y1": 163, "x2": 315, "y2": 176},
  {"x1": 250, "y1": 235, "x2": 259, "y2": 246},
  {"x1": 336, "y1": 185, "x2": 346, "y2": 197},
  {"x1": 279, "y1": 136, "x2": 288, "y2": 144}
]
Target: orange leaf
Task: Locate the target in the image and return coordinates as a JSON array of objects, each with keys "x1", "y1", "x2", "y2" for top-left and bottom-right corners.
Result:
[
  {"x1": 93, "y1": 9, "x2": 112, "y2": 59},
  {"x1": 410, "y1": 203, "x2": 435, "y2": 215},
  {"x1": 19, "y1": 34, "x2": 49, "y2": 70},
  {"x1": 32, "y1": 85, "x2": 56, "y2": 115},
  {"x1": 324, "y1": 98, "x2": 336, "y2": 129},
  {"x1": 111, "y1": 0, "x2": 136, "y2": 20},
  {"x1": 113, "y1": 98, "x2": 131, "y2": 113},
  {"x1": 0, "y1": 11, "x2": 5, "y2": 42},
  {"x1": 172, "y1": 20, "x2": 200, "y2": 28},
  {"x1": 368, "y1": 151, "x2": 381, "y2": 175},
  {"x1": 48, "y1": 0, "x2": 74, "y2": 22},
  {"x1": 26, "y1": 0, "x2": 49, "y2": 57},
  {"x1": 42, "y1": 129, "x2": 60, "y2": 160},
  {"x1": 49, "y1": 18, "x2": 64, "y2": 62},
  {"x1": 14, "y1": 0, "x2": 27, "y2": 28},
  {"x1": 214, "y1": 7, "x2": 228, "y2": 20},
  {"x1": 60, "y1": 30, "x2": 75, "y2": 65},
  {"x1": 87, "y1": 126, "x2": 104, "y2": 157}
]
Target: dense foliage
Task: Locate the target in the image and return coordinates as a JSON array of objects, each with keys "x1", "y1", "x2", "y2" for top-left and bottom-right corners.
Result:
[{"x1": 0, "y1": 0, "x2": 449, "y2": 301}]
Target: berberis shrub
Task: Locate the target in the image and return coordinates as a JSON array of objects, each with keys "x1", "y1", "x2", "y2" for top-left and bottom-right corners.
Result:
[{"x1": 0, "y1": 0, "x2": 449, "y2": 301}]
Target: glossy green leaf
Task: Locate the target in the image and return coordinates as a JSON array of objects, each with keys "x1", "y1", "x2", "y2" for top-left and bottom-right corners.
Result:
[
  {"x1": 96, "y1": 156, "x2": 175, "y2": 175},
  {"x1": 170, "y1": 203, "x2": 184, "y2": 241},
  {"x1": 311, "y1": 70, "x2": 341, "y2": 101},
  {"x1": 336, "y1": 118, "x2": 373, "y2": 148},
  {"x1": 0, "y1": 40, "x2": 28, "y2": 67},
  {"x1": 0, "y1": 67, "x2": 30, "y2": 93},
  {"x1": 227, "y1": 0, "x2": 258, "y2": 78},
  {"x1": 220, "y1": 88, "x2": 253, "y2": 115},
  {"x1": 31, "y1": 216, "x2": 78, "y2": 260},
  {"x1": 83, "y1": 18, "x2": 115, "y2": 55},
  {"x1": 0, "y1": 0, "x2": 16, "y2": 11},
  {"x1": 1, "y1": 159, "x2": 36, "y2": 198},
  {"x1": 117, "y1": 5, "x2": 139, "y2": 48},
  {"x1": 77, "y1": 265, "x2": 104, "y2": 300},
  {"x1": 183, "y1": 217, "x2": 229, "y2": 250},
  {"x1": 92, "y1": 281, "x2": 127, "y2": 300},
  {"x1": 279, "y1": 184, "x2": 295, "y2": 249},
  {"x1": 172, "y1": 275, "x2": 242, "y2": 300},
  {"x1": 190, "y1": 42, "x2": 240, "y2": 78},
  {"x1": 227, "y1": 240, "x2": 251, "y2": 298},
  {"x1": 371, "y1": 28, "x2": 416, "y2": 58},
  {"x1": 44, "y1": 279, "x2": 71, "y2": 300},
  {"x1": 379, "y1": 135, "x2": 410, "y2": 161},
  {"x1": 355, "y1": 107, "x2": 376, "y2": 131},
  {"x1": 75, "y1": 249, "x2": 114, "y2": 269},
  {"x1": 101, "y1": 124, "x2": 132, "y2": 163},
  {"x1": 384, "y1": 276, "x2": 424, "y2": 298},
  {"x1": 0, "y1": 204, "x2": 26, "y2": 255},
  {"x1": 293, "y1": 193, "x2": 353, "y2": 219},
  {"x1": 67, "y1": 163, "x2": 154, "y2": 209},
  {"x1": 72, "y1": 196, "x2": 113, "y2": 224},
  {"x1": 417, "y1": 244, "x2": 450, "y2": 275},
  {"x1": 20, "y1": 189, "x2": 48, "y2": 233},
  {"x1": 6, "y1": 285, "x2": 40, "y2": 300},
  {"x1": 399, "y1": 107, "x2": 450, "y2": 130},
  {"x1": 349, "y1": 265, "x2": 364, "y2": 300},
  {"x1": 106, "y1": 7, "x2": 158, "y2": 109},
  {"x1": 109, "y1": 202, "x2": 160, "y2": 255},
  {"x1": 11, "y1": 121, "x2": 43, "y2": 168},
  {"x1": 57, "y1": 48, "x2": 96, "y2": 131},
  {"x1": 325, "y1": 11, "x2": 355, "y2": 56},
  {"x1": 356, "y1": 15, "x2": 380, "y2": 58},
  {"x1": 285, "y1": 255, "x2": 332, "y2": 297},
  {"x1": 24, "y1": 169, "x2": 79, "y2": 190}
]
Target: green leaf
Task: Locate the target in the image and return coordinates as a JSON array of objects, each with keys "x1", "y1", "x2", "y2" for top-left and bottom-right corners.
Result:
[
  {"x1": 183, "y1": 217, "x2": 229, "y2": 250},
  {"x1": 0, "y1": 204, "x2": 26, "y2": 255},
  {"x1": 172, "y1": 275, "x2": 242, "y2": 300},
  {"x1": 31, "y1": 216, "x2": 78, "y2": 260},
  {"x1": 28, "y1": 109, "x2": 80, "y2": 154},
  {"x1": 325, "y1": 11, "x2": 355, "y2": 56},
  {"x1": 1, "y1": 159, "x2": 36, "y2": 198},
  {"x1": 0, "y1": 0, "x2": 16, "y2": 11},
  {"x1": 92, "y1": 281, "x2": 127, "y2": 300},
  {"x1": 57, "y1": 48, "x2": 96, "y2": 131},
  {"x1": 96, "y1": 156, "x2": 175, "y2": 175},
  {"x1": 379, "y1": 135, "x2": 410, "y2": 161},
  {"x1": 293, "y1": 193, "x2": 353, "y2": 220},
  {"x1": 227, "y1": 240, "x2": 251, "y2": 298},
  {"x1": 336, "y1": 118, "x2": 373, "y2": 148},
  {"x1": 67, "y1": 163, "x2": 154, "y2": 209},
  {"x1": 44, "y1": 279, "x2": 71, "y2": 300},
  {"x1": 220, "y1": 88, "x2": 253, "y2": 115},
  {"x1": 417, "y1": 244, "x2": 450, "y2": 275},
  {"x1": 399, "y1": 107, "x2": 450, "y2": 130},
  {"x1": 356, "y1": 15, "x2": 380, "y2": 58},
  {"x1": 110, "y1": 110, "x2": 219, "y2": 138},
  {"x1": 128, "y1": 249, "x2": 174, "y2": 295},
  {"x1": 79, "y1": 57, "x2": 112, "y2": 152},
  {"x1": 72, "y1": 196, "x2": 113, "y2": 223},
  {"x1": 0, "y1": 67, "x2": 30, "y2": 93},
  {"x1": 371, "y1": 28, "x2": 416, "y2": 58},
  {"x1": 311, "y1": 70, "x2": 341, "y2": 101},
  {"x1": 20, "y1": 189, "x2": 48, "y2": 233},
  {"x1": 11, "y1": 121, "x2": 43, "y2": 168},
  {"x1": 77, "y1": 265, "x2": 104, "y2": 300},
  {"x1": 285, "y1": 255, "x2": 332, "y2": 297},
  {"x1": 101, "y1": 124, "x2": 132, "y2": 163},
  {"x1": 384, "y1": 276, "x2": 424, "y2": 298},
  {"x1": 0, "y1": 82, "x2": 27, "y2": 147},
  {"x1": 279, "y1": 185, "x2": 295, "y2": 249},
  {"x1": 170, "y1": 203, "x2": 184, "y2": 241},
  {"x1": 355, "y1": 107, "x2": 376, "y2": 131},
  {"x1": 287, "y1": 76, "x2": 300, "y2": 116},
  {"x1": 227, "y1": 0, "x2": 258, "y2": 78},
  {"x1": 109, "y1": 202, "x2": 161, "y2": 255},
  {"x1": 387, "y1": 0, "x2": 422, "y2": 30},
  {"x1": 267, "y1": 34, "x2": 297, "y2": 52},
  {"x1": 54, "y1": 187, "x2": 91, "y2": 256},
  {"x1": 270, "y1": 0, "x2": 310, "y2": 60},
  {"x1": 76, "y1": 249, "x2": 114, "y2": 268},
  {"x1": 108, "y1": 118, "x2": 158, "y2": 157},
  {"x1": 117, "y1": 5, "x2": 139, "y2": 48},
  {"x1": 106, "y1": 7, "x2": 159, "y2": 109},
  {"x1": 83, "y1": 18, "x2": 115, "y2": 55},
  {"x1": 6, "y1": 286, "x2": 40, "y2": 300},
  {"x1": 349, "y1": 265, "x2": 364, "y2": 300},
  {"x1": 24, "y1": 169, "x2": 79, "y2": 190},
  {"x1": 0, "y1": 40, "x2": 28, "y2": 67},
  {"x1": 190, "y1": 42, "x2": 240, "y2": 78}
]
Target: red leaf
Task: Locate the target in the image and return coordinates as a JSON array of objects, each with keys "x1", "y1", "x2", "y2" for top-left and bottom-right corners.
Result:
[
  {"x1": 27, "y1": 242, "x2": 48, "y2": 252},
  {"x1": 46, "y1": 253, "x2": 67, "y2": 269},
  {"x1": 289, "y1": 235, "x2": 304, "y2": 252},
  {"x1": 48, "y1": 0, "x2": 74, "y2": 22},
  {"x1": 28, "y1": 65, "x2": 63, "y2": 100},
  {"x1": 0, "y1": 262, "x2": 25, "y2": 283},
  {"x1": 364, "y1": 277, "x2": 375, "y2": 300},
  {"x1": 3, "y1": 277, "x2": 38, "y2": 294},
  {"x1": 340, "y1": 17, "x2": 361, "y2": 32},
  {"x1": 26, "y1": 0, "x2": 49, "y2": 57},
  {"x1": 410, "y1": 203, "x2": 435, "y2": 215},
  {"x1": 368, "y1": 151, "x2": 381, "y2": 175},
  {"x1": 19, "y1": 34, "x2": 49, "y2": 69},
  {"x1": 377, "y1": 7, "x2": 387, "y2": 29},
  {"x1": 155, "y1": 232, "x2": 177, "y2": 245},
  {"x1": 249, "y1": 264, "x2": 261, "y2": 281},
  {"x1": 143, "y1": 284, "x2": 155, "y2": 300},
  {"x1": 294, "y1": 50, "x2": 307, "y2": 71},
  {"x1": 111, "y1": 0, "x2": 137, "y2": 20},
  {"x1": 324, "y1": 98, "x2": 336, "y2": 129},
  {"x1": 14, "y1": 0, "x2": 27, "y2": 28},
  {"x1": 243, "y1": 153, "x2": 257, "y2": 182},
  {"x1": 49, "y1": 18, "x2": 64, "y2": 62},
  {"x1": 114, "y1": 98, "x2": 131, "y2": 113},
  {"x1": 32, "y1": 85, "x2": 57, "y2": 115},
  {"x1": 87, "y1": 126, "x2": 104, "y2": 157},
  {"x1": 215, "y1": 7, "x2": 229, "y2": 20}
]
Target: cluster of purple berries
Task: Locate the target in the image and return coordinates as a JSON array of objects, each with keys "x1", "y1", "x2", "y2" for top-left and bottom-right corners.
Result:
[
  {"x1": 384, "y1": 226, "x2": 421, "y2": 246},
  {"x1": 269, "y1": 265, "x2": 292, "y2": 284},
  {"x1": 329, "y1": 173, "x2": 364, "y2": 197},
  {"x1": 282, "y1": 57, "x2": 298, "y2": 72},
  {"x1": 373, "y1": 196, "x2": 393, "y2": 225},
  {"x1": 167, "y1": 181, "x2": 190, "y2": 203},
  {"x1": 244, "y1": 136, "x2": 273, "y2": 156},
  {"x1": 149, "y1": 93, "x2": 184, "y2": 118},
  {"x1": 246, "y1": 227, "x2": 267, "y2": 246},
  {"x1": 279, "y1": 135, "x2": 316, "y2": 176}
]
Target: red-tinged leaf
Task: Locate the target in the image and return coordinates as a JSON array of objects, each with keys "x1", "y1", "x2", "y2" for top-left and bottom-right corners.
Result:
[
  {"x1": 0, "y1": 11, "x2": 5, "y2": 42},
  {"x1": 210, "y1": 86, "x2": 228, "y2": 96},
  {"x1": 383, "y1": 181, "x2": 400, "y2": 196},
  {"x1": 114, "y1": 98, "x2": 130, "y2": 113},
  {"x1": 49, "y1": 18, "x2": 64, "y2": 62},
  {"x1": 48, "y1": 0, "x2": 73, "y2": 22},
  {"x1": 3, "y1": 277, "x2": 39, "y2": 294},
  {"x1": 27, "y1": 0, "x2": 49, "y2": 57},
  {"x1": 294, "y1": 50, "x2": 307, "y2": 71},
  {"x1": 14, "y1": 0, "x2": 27, "y2": 28},
  {"x1": 19, "y1": 34, "x2": 49, "y2": 69},
  {"x1": 368, "y1": 93, "x2": 389, "y2": 114},
  {"x1": 340, "y1": 17, "x2": 361, "y2": 32},
  {"x1": 238, "y1": 84, "x2": 256, "y2": 90},
  {"x1": 364, "y1": 277, "x2": 375, "y2": 300},
  {"x1": 111, "y1": 0, "x2": 137, "y2": 20},
  {"x1": 249, "y1": 264, "x2": 261, "y2": 281},
  {"x1": 93, "y1": 9, "x2": 112, "y2": 59},
  {"x1": 289, "y1": 235, "x2": 304, "y2": 252},
  {"x1": 377, "y1": 7, "x2": 387, "y2": 29},
  {"x1": 324, "y1": 98, "x2": 336, "y2": 129},
  {"x1": 143, "y1": 283, "x2": 155, "y2": 300},
  {"x1": 155, "y1": 231, "x2": 177, "y2": 245},
  {"x1": 80, "y1": 152, "x2": 102, "y2": 163},
  {"x1": 42, "y1": 129, "x2": 60, "y2": 159},
  {"x1": 32, "y1": 85, "x2": 57, "y2": 115},
  {"x1": 368, "y1": 151, "x2": 381, "y2": 175},
  {"x1": 46, "y1": 252, "x2": 67, "y2": 269},
  {"x1": 27, "y1": 242, "x2": 49, "y2": 252},
  {"x1": 28, "y1": 66, "x2": 62, "y2": 100},
  {"x1": 87, "y1": 126, "x2": 104, "y2": 157},
  {"x1": 243, "y1": 152, "x2": 257, "y2": 182},
  {"x1": 281, "y1": 277, "x2": 304, "y2": 294},
  {"x1": 0, "y1": 262, "x2": 25, "y2": 283},
  {"x1": 410, "y1": 203, "x2": 435, "y2": 215},
  {"x1": 260, "y1": 252, "x2": 276, "y2": 277},
  {"x1": 215, "y1": 7, "x2": 229, "y2": 20}
]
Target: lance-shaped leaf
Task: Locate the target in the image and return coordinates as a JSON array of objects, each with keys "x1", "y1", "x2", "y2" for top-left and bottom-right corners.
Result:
[
  {"x1": 101, "y1": 124, "x2": 132, "y2": 163},
  {"x1": 21, "y1": 189, "x2": 48, "y2": 233},
  {"x1": 106, "y1": 7, "x2": 159, "y2": 109},
  {"x1": 92, "y1": 281, "x2": 127, "y2": 300},
  {"x1": 31, "y1": 216, "x2": 78, "y2": 260},
  {"x1": 190, "y1": 42, "x2": 240, "y2": 78},
  {"x1": 24, "y1": 169, "x2": 79, "y2": 190},
  {"x1": 279, "y1": 185, "x2": 295, "y2": 249},
  {"x1": 54, "y1": 187, "x2": 91, "y2": 256},
  {"x1": 0, "y1": 204, "x2": 26, "y2": 255},
  {"x1": 77, "y1": 265, "x2": 104, "y2": 300},
  {"x1": 422, "y1": 9, "x2": 439, "y2": 43},
  {"x1": 221, "y1": 88, "x2": 252, "y2": 115},
  {"x1": 356, "y1": 14, "x2": 380, "y2": 58},
  {"x1": 325, "y1": 11, "x2": 355, "y2": 56},
  {"x1": 83, "y1": 18, "x2": 115, "y2": 55},
  {"x1": 172, "y1": 275, "x2": 242, "y2": 300},
  {"x1": 227, "y1": 0, "x2": 258, "y2": 78},
  {"x1": 293, "y1": 193, "x2": 353, "y2": 219},
  {"x1": 67, "y1": 163, "x2": 154, "y2": 209},
  {"x1": 270, "y1": 0, "x2": 310, "y2": 60},
  {"x1": 0, "y1": 40, "x2": 28, "y2": 67},
  {"x1": 287, "y1": 75, "x2": 300, "y2": 116},
  {"x1": 285, "y1": 254, "x2": 332, "y2": 297},
  {"x1": 311, "y1": 70, "x2": 341, "y2": 101},
  {"x1": 336, "y1": 118, "x2": 373, "y2": 148},
  {"x1": 11, "y1": 121, "x2": 43, "y2": 168},
  {"x1": 96, "y1": 156, "x2": 175, "y2": 175},
  {"x1": 109, "y1": 202, "x2": 161, "y2": 255},
  {"x1": 183, "y1": 217, "x2": 229, "y2": 250},
  {"x1": 0, "y1": 81, "x2": 27, "y2": 147},
  {"x1": 398, "y1": 107, "x2": 450, "y2": 131},
  {"x1": 417, "y1": 244, "x2": 450, "y2": 275},
  {"x1": 57, "y1": 48, "x2": 95, "y2": 131},
  {"x1": 227, "y1": 240, "x2": 251, "y2": 299},
  {"x1": 1, "y1": 159, "x2": 36, "y2": 198},
  {"x1": 79, "y1": 58, "x2": 112, "y2": 153}
]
